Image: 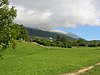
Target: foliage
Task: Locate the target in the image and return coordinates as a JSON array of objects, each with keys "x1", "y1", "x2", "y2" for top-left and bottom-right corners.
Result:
[
  {"x1": 0, "y1": 0, "x2": 29, "y2": 60},
  {"x1": 88, "y1": 40, "x2": 98, "y2": 47},
  {"x1": 61, "y1": 36, "x2": 67, "y2": 42},
  {"x1": 88, "y1": 43, "x2": 97, "y2": 47},
  {"x1": 33, "y1": 37, "x2": 72, "y2": 48},
  {"x1": 26, "y1": 37, "x2": 33, "y2": 42},
  {"x1": 70, "y1": 40, "x2": 79, "y2": 47},
  {"x1": 56, "y1": 35, "x2": 61, "y2": 42},
  {"x1": 67, "y1": 44, "x2": 72, "y2": 48},
  {"x1": 0, "y1": 0, "x2": 17, "y2": 50},
  {"x1": 78, "y1": 42, "x2": 86, "y2": 47},
  {"x1": 11, "y1": 23, "x2": 28, "y2": 40},
  {"x1": 77, "y1": 39, "x2": 87, "y2": 47},
  {"x1": 97, "y1": 42, "x2": 100, "y2": 46}
]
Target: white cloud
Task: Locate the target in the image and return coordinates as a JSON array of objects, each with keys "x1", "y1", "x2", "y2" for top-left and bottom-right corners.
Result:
[
  {"x1": 50, "y1": 30, "x2": 68, "y2": 34},
  {"x1": 10, "y1": 0, "x2": 100, "y2": 30}
]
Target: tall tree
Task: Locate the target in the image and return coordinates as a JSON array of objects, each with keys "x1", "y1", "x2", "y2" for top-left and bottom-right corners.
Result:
[
  {"x1": 0, "y1": 0, "x2": 17, "y2": 51},
  {"x1": 77, "y1": 38, "x2": 86, "y2": 47},
  {"x1": 61, "y1": 37, "x2": 66, "y2": 43},
  {"x1": 56, "y1": 35, "x2": 61, "y2": 42}
]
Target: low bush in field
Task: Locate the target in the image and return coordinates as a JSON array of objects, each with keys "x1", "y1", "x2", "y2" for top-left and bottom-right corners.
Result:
[
  {"x1": 78, "y1": 42, "x2": 87, "y2": 47},
  {"x1": 67, "y1": 44, "x2": 72, "y2": 48},
  {"x1": 88, "y1": 43, "x2": 97, "y2": 47}
]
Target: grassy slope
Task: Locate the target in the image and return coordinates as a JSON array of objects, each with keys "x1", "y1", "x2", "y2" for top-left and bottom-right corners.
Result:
[
  {"x1": 0, "y1": 42, "x2": 100, "y2": 75},
  {"x1": 80, "y1": 65, "x2": 100, "y2": 75}
]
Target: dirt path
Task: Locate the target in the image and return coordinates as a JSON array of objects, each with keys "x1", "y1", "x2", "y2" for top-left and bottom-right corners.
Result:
[{"x1": 61, "y1": 62, "x2": 100, "y2": 75}]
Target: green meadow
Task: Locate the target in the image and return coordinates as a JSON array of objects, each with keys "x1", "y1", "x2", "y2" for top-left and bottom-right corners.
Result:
[{"x1": 0, "y1": 42, "x2": 100, "y2": 75}]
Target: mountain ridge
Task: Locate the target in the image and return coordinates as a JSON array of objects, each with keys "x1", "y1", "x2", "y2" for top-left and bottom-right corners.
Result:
[{"x1": 26, "y1": 27, "x2": 80, "y2": 40}]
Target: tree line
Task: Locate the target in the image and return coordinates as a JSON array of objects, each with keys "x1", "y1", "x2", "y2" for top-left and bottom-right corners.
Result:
[{"x1": 33, "y1": 35, "x2": 100, "y2": 48}]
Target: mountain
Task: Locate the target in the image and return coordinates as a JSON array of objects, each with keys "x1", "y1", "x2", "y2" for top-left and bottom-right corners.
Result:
[
  {"x1": 26, "y1": 27, "x2": 80, "y2": 40},
  {"x1": 50, "y1": 30, "x2": 80, "y2": 40},
  {"x1": 65, "y1": 32, "x2": 80, "y2": 40}
]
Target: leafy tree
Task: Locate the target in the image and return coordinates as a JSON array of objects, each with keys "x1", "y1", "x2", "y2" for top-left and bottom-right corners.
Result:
[
  {"x1": 97, "y1": 42, "x2": 100, "y2": 47},
  {"x1": 77, "y1": 38, "x2": 86, "y2": 47},
  {"x1": 77, "y1": 38, "x2": 86, "y2": 43},
  {"x1": 67, "y1": 44, "x2": 72, "y2": 48},
  {"x1": 0, "y1": 0, "x2": 17, "y2": 58},
  {"x1": 88, "y1": 40, "x2": 97, "y2": 47},
  {"x1": 70, "y1": 40, "x2": 78, "y2": 47},
  {"x1": 92, "y1": 40, "x2": 97, "y2": 46},
  {"x1": 56, "y1": 35, "x2": 61, "y2": 42},
  {"x1": 11, "y1": 24, "x2": 28, "y2": 40},
  {"x1": 61, "y1": 37, "x2": 66, "y2": 43}
]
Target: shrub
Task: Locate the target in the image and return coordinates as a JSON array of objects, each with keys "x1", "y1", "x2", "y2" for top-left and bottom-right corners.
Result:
[
  {"x1": 79, "y1": 42, "x2": 86, "y2": 47},
  {"x1": 88, "y1": 43, "x2": 97, "y2": 47},
  {"x1": 67, "y1": 44, "x2": 72, "y2": 48},
  {"x1": 26, "y1": 38, "x2": 33, "y2": 42},
  {"x1": 97, "y1": 42, "x2": 100, "y2": 47}
]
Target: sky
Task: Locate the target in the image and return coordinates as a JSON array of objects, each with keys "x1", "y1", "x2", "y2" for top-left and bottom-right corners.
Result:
[{"x1": 10, "y1": 0, "x2": 100, "y2": 40}]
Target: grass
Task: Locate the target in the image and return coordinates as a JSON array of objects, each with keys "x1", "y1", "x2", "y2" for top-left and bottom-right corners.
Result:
[
  {"x1": 80, "y1": 65, "x2": 100, "y2": 75},
  {"x1": 0, "y1": 42, "x2": 100, "y2": 75}
]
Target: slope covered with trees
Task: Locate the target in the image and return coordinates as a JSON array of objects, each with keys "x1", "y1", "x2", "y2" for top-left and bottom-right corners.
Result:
[{"x1": 26, "y1": 27, "x2": 78, "y2": 40}]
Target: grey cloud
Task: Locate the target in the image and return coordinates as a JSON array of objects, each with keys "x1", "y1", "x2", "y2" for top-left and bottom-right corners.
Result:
[{"x1": 10, "y1": 0, "x2": 100, "y2": 30}]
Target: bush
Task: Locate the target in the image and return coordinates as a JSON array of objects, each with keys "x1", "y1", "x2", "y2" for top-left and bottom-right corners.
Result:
[
  {"x1": 79, "y1": 42, "x2": 86, "y2": 47},
  {"x1": 50, "y1": 43, "x2": 56, "y2": 46},
  {"x1": 67, "y1": 44, "x2": 72, "y2": 48},
  {"x1": 97, "y1": 43, "x2": 100, "y2": 47},
  {"x1": 26, "y1": 38, "x2": 33, "y2": 42},
  {"x1": 88, "y1": 43, "x2": 97, "y2": 47}
]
